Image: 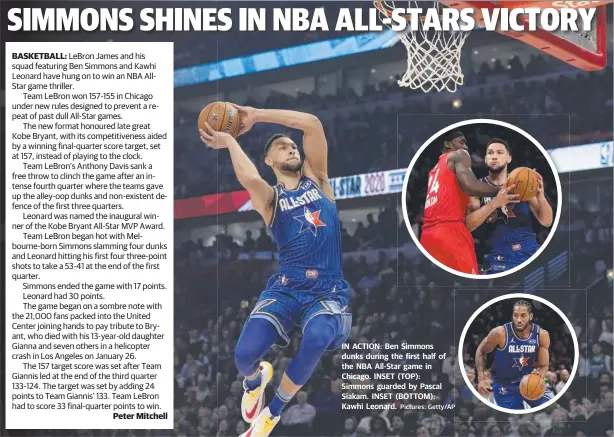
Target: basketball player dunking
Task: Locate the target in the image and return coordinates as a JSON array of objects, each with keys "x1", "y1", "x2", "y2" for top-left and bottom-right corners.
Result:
[
  {"x1": 419, "y1": 131, "x2": 501, "y2": 275},
  {"x1": 465, "y1": 138, "x2": 553, "y2": 273},
  {"x1": 475, "y1": 300, "x2": 554, "y2": 410},
  {"x1": 200, "y1": 106, "x2": 351, "y2": 437}
]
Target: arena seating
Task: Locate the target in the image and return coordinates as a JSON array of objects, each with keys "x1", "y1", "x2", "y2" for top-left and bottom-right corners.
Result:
[{"x1": 174, "y1": 58, "x2": 613, "y2": 199}]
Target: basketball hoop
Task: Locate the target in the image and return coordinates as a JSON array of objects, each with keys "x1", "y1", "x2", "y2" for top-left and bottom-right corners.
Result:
[{"x1": 374, "y1": 0, "x2": 472, "y2": 93}]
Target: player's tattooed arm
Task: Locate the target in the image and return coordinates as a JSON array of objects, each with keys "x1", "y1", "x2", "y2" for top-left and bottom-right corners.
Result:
[
  {"x1": 465, "y1": 187, "x2": 520, "y2": 232},
  {"x1": 199, "y1": 124, "x2": 274, "y2": 224},
  {"x1": 534, "y1": 329, "x2": 550, "y2": 378},
  {"x1": 448, "y1": 150, "x2": 499, "y2": 197},
  {"x1": 527, "y1": 172, "x2": 553, "y2": 227},
  {"x1": 475, "y1": 326, "x2": 504, "y2": 396}
]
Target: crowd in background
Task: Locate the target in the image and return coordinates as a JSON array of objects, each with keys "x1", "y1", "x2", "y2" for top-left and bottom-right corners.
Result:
[
  {"x1": 175, "y1": 196, "x2": 400, "y2": 267},
  {"x1": 169, "y1": 168, "x2": 613, "y2": 436},
  {"x1": 174, "y1": 56, "x2": 613, "y2": 199},
  {"x1": 169, "y1": 45, "x2": 613, "y2": 436},
  {"x1": 170, "y1": 258, "x2": 612, "y2": 437},
  {"x1": 176, "y1": 165, "x2": 613, "y2": 276}
]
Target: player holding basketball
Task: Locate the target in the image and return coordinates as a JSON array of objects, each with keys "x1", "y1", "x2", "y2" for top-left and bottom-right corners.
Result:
[
  {"x1": 419, "y1": 130, "x2": 501, "y2": 275},
  {"x1": 475, "y1": 300, "x2": 553, "y2": 410},
  {"x1": 199, "y1": 106, "x2": 351, "y2": 437},
  {"x1": 465, "y1": 138, "x2": 553, "y2": 273}
]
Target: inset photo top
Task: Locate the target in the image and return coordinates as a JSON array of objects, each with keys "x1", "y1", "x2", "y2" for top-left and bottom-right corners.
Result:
[{"x1": 402, "y1": 119, "x2": 561, "y2": 279}]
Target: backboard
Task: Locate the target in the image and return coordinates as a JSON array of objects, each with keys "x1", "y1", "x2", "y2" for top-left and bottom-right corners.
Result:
[{"x1": 440, "y1": 1, "x2": 611, "y2": 71}]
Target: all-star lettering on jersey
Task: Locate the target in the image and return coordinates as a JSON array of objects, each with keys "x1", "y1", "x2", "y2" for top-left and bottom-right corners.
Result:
[
  {"x1": 269, "y1": 176, "x2": 343, "y2": 275},
  {"x1": 494, "y1": 322, "x2": 540, "y2": 383}
]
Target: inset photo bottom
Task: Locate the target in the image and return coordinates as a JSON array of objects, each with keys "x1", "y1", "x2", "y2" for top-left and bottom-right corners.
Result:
[{"x1": 459, "y1": 294, "x2": 578, "y2": 415}]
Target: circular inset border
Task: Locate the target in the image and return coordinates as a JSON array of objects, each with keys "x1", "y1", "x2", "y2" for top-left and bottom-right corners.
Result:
[
  {"x1": 401, "y1": 118, "x2": 563, "y2": 280},
  {"x1": 457, "y1": 293, "x2": 579, "y2": 415}
]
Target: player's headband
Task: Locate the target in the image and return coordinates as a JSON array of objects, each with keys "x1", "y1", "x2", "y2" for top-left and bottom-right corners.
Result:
[{"x1": 444, "y1": 130, "x2": 465, "y2": 143}]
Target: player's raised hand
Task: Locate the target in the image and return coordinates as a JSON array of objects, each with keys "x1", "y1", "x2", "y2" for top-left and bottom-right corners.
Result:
[
  {"x1": 477, "y1": 377, "x2": 493, "y2": 397},
  {"x1": 491, "y1": 185, "x2": 520, "y2": 209},
  {"x1": 199, "y1": 122, "x2": 235, "y2": 149},
  {"x1": 478, "y1": 378, "x2": 492, "y2": 398},
  {"x1": 232, "y1": 104, "x2": 257, "y2": 136}
]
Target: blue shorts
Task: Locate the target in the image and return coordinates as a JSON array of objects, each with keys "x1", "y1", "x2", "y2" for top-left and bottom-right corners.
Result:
[
  {"x1": 493, "y1": 379, "x2": 554, "y2": 410},
  {"x1": 483, "y1": 239, "x2": 540, "y2": 273},
  {"x1": 248, "y1": 268, "x2": 352, "y2": 351}
]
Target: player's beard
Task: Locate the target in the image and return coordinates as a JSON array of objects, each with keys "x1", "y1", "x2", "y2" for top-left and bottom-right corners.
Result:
[
  {"x1": 513, "y1": 322, "x2": 528, "y2": 333},
  {"x1": 488, "y1": 164, "x2": 507, "y2": 174},
  {"x1": 280, "y1": 160, "x2": 303, "y2": 172}
]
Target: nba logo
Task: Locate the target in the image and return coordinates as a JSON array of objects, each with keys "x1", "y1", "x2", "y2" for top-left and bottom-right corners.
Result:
[
  {"x1": 280, "y1": 275, "x2": 288, "y2": 285},
  {"x1": 601, "y1": 143, "x2": 611, "y2": 166}
]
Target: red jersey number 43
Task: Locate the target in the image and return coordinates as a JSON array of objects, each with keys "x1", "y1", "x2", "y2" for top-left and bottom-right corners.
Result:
[{"x1": 425, "y1": 168, "x2": 440, "y2": 210}]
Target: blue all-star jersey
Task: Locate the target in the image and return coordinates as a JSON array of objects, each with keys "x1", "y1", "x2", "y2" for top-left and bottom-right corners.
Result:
[
  {"x1": 478, "y1": 177, "x2": 537, "y2": 251},
  {"x1": 268, "y1": 176, "x2": 343, "y2": 277},
  {"x1": 494, "y1": 322, "x2": 541, "y2": 383}
]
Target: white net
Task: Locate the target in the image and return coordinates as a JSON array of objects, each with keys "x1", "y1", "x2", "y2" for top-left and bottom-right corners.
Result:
[{"x1": 375, "y1": 0, "x2": 472, "y2": 93}]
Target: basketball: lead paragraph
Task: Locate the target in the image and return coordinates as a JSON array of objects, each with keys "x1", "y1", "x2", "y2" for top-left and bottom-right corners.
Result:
[{"x1": 6, "y1": 41, "x2": 175, "y2": 430}]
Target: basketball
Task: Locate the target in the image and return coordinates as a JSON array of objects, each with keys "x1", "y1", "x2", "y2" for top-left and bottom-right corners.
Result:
[
  {"x1": 198, "y1": 101, "x2": 242, "y2": 138},
  {"x1": 506, "y1": 167, "x2": 539, "y2": 202},
  {"x1": 519, "y1": 373, "x2": 546, "y2": 401}
]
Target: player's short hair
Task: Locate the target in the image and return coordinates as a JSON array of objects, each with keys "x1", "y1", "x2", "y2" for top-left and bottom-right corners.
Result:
[
  {"x1": 264, "y1": 133, "x2": 290, "y2": 156},
  {"x1": 513, "y1": 299, "x2": 533, "y2": 314},
  {"x1": 487, "y1": 138, "x2": 512, "y2": 155}
]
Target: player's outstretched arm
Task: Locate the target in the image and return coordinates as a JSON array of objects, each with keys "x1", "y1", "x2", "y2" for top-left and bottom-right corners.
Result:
[
  {"x1": 200, "y1": 124, "x2": 274, "y2": 224},
  {"x1": 465, "y1": 186, "x2": 520, "y2": 232},
  {"x1": 448, "y1": 150, "x2": 500, "y2": 197},
  {"x1": 534, "y1": 329, "x2": 550, "y2": 378},
  {"x1": 475, "y1": 327, "x2": 504, "y2": 396},
  {"x1": 527, "y1": 171, "x2": 553, "y2": 227}
]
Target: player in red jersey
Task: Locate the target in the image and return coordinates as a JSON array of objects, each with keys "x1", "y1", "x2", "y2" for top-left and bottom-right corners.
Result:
[{"x1": 419, "y1": 131, "x2": 506, "y2": 275}]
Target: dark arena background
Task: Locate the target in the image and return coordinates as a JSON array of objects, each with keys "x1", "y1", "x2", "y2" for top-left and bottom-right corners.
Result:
[
  {"x1": 172, "y1": 3, "x2": 613, "y2": 433},
  {"x1": 1, "y1": 1, "x2": 613, "y2": 437}
]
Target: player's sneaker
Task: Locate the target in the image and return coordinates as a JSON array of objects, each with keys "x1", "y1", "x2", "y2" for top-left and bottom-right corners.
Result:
[
  {"x1": 241, "y1": 361, "x2": 273, "y2": 423},
  {"x1": 239, "y1": 407, "x2": 280, "y2": 437}
]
